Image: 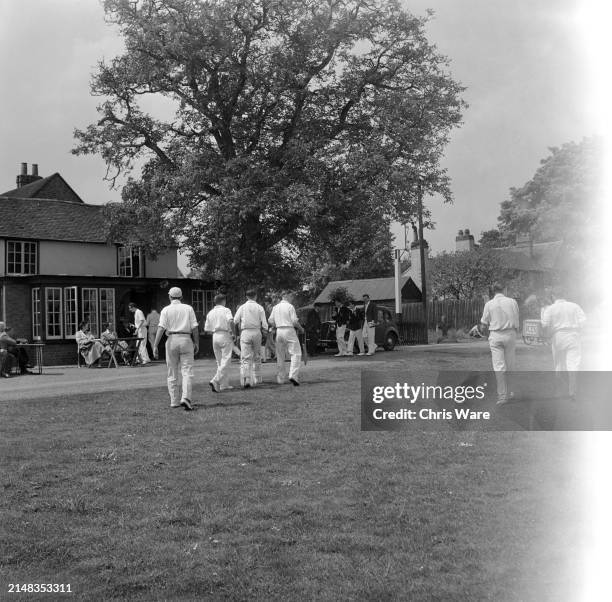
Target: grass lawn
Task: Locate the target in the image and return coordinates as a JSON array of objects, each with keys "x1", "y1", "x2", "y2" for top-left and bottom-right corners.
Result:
[{"x1": 0, "y1": 351, "x2": 586, "y2": 601}]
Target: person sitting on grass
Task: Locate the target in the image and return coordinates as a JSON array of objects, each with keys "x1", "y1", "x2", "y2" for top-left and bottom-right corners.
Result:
[
  {"x1": 76, "y1": 321, "x2": 106, "y2": 368},
  {"x1": 468, "y1": 324, "x2": 484, "y2": 338}
]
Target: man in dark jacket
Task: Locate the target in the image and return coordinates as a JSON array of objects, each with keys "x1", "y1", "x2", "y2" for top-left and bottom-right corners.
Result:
[
  {"x1": 362, "y1": 294, "x2": 378, "y2": 355},
  {"x1": 346, "y1": 303, "x2": 365, "y2": 356}
]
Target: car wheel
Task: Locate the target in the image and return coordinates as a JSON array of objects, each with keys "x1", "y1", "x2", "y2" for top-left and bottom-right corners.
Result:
[{"x1": 383, "y1": 332, "x2": 397, "y2": 351}]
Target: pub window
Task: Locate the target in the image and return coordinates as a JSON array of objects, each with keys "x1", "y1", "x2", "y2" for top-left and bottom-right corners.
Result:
[
  {"x1": 63, "y1": 286, "x2": 79, "y2": 339},
  {"x1": 7, "y1": 240, "x2": 37, "y2": 275},
  {"x1": 99, "y1": 288, "x2": 116, "y2": 329},
  {"x1": 118, "y1": 245, "x2": 143, "y2": 277},
  {"x1": 45, "y1": 287, "x2": 63, "y2": 339},
  {"x1": 192, "y1": 289, "x2": 215, "y2": 318},
  {"x1": 81, "y1": 288, "x2": 99, "y2": 336},
  {"x1": 32, "y1": 288, "x2": 41, "y2": 340}
]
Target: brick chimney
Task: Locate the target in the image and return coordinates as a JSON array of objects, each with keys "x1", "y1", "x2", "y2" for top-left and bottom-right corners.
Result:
[
  {"x1": 515, "y1": 232, "x2": 533, "y2": 257},
  {"x1": 16, "y1": 163, "x2": 43, "y2": 188},
  {"x1": 455, "y1": 228, "x2": 475, "y2": 252}
]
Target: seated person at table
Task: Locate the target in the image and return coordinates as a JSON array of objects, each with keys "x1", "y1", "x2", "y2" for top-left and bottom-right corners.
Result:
[
  {"x1": 100, "y1": 322, "x2": 130, "y2": 364},
  {"x1": 76, "y1": 321, "x2": 106, "y2": 367},
  {"x1": 0, "y1": 322, "x2": 32, "y2": 375}
]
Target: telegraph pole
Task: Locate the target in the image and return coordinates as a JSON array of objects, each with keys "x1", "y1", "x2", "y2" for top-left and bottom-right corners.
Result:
[{"x1": 417, "y1": 180, "x2": 428, "y2": 343}]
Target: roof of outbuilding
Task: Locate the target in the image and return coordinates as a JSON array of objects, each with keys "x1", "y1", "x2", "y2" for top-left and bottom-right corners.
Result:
[
  {"x1": 313, "y1": 276, "x2": 411, "y2": 304},
  {"x1": 0, "y1": 197, "x2": 109, "y2": 243}
]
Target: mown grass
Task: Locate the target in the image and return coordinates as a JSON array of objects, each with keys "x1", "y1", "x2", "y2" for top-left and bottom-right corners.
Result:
[{"x1": 0, "y1": 350, "x2": 586, "y2": 601}]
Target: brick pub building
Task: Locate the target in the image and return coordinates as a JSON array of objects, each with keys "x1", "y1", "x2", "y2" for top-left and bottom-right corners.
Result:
[{"x1": 0, "y1": 163, "x2": 218, "y2": 365}]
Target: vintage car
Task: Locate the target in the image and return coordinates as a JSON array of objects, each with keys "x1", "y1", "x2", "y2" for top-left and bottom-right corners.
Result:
[{"x1": 317, "y1": 305, "x2": 400, "y2": 352}]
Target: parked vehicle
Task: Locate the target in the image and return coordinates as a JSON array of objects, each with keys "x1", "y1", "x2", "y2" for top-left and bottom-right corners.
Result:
[{"x1": 317, "y1": 305, "x2": 400, "y2": 352}]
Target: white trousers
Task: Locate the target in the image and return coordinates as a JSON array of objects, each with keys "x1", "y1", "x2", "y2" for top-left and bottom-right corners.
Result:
[
  {"x1": 336, "y1": 325, "x2": 347, "y2": 355},
  {"x1": 240, "y1": 329, "x2": 262, "y2": 385},
  {"x1": 148, "y1": 327, "x2": 158, "y2": 351},
  {"x1": 165, "y1": 335, "x2": 194, "y2": 405},
  {"x1": 552, "y1": 331, "x2": 581, "y2": 371},
  {"x1": 212, "y1": 332, "x2": 233, "y2": 388},
  {"x1": 275, "y1": 328, "x2": 301, "y2": 383},
  {"x1": 362, "y1": 322, "x2": 377, "y2": 354},
  {"x1": 552, "y1": 330, "x2": 581, "y2": 396},
  {"x1": 488, "y1": 329, "x2": 516, "y2": 400},
  {"x1": 137, "y1": 325, "x2": 150, "y2": 363},
  {"x1": 347, "y1": 328, "x2": 365, "y2": 354}
]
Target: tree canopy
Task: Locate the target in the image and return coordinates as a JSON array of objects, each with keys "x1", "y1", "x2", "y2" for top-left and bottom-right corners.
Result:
[
  {"x1": 74, "y1": 0, "x2": 466, "y2": 287},
  {"x1": 497, "y1": 137, "x2": 603, "y2": 254},
  {"x1": 428, "y1": 248, "x2": 504, "y2": 300}
]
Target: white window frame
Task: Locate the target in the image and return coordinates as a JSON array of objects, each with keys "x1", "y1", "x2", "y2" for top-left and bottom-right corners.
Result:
[
  {"x1": 45, "y1": 287, "x2": 63, "y2": 339},
  {"x1": 81, "y1": 288, "x2": 99, "y2": 337},
  {"x1": 99, "y1": 288, "x2": 115, "y2": 330},
  {"x1": 192, "y1": 290, "x2": 204, "y2": 315},
  {"x1": 118, "y1": 245, "x2": 143, "y2": 277},
  {"x1": 63, "y1": 286, "x2": 79, "y2": 340},
  {"x1": 192, "y1": 290, "x2": 215, "y2": 315},
  {"x1": 32, "y1": 288, "x2": 41, "y2": 340},
  {"x1": 7, "y1": 240, "x2": 38, "y2": 275}
]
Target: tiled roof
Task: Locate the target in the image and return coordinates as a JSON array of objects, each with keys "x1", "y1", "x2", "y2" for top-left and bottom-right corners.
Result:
[
  {"x1": 0, "y1": 197, "x2": 110, "y2": 243},
  {"x1": 314, "y1": 277, "x2": 410, "y2": 304},
  {"x1": 0, "y1": 173, "x2": 84, "y2": 203}
]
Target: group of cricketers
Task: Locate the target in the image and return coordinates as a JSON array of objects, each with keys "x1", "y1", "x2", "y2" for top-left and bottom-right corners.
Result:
[
  {"x1": 152, "y1": 286, "x2": 305, "y2": 410},
  {"x1": 479, "y1": 282, "x2": 587, "y2": 404},
  {"x1": 151, "y1": 280, "x2": 586, "y2": 411}
]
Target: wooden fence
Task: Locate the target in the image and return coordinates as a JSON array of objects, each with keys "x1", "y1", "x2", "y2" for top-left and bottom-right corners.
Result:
[{"x1": 402, "y1": 298, "x2": 485, "y2": 331}]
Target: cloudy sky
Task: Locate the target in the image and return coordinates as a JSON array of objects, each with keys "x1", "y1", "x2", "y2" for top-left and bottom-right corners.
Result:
[{"x1": 0, "y1": 0, "x2": 599, "y2": 255}]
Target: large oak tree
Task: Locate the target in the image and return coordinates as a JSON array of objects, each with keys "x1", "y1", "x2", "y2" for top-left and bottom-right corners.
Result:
[{"x1": 74, "y1": 0, "x2": 466, "y2": 287}]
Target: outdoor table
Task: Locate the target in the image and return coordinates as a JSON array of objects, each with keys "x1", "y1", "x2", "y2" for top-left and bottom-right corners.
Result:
[
  {"x1": 16, "y1": 343, "x2": 45, "y2": 375},
  {"x1": 105, "y1": 337, "x2": 143, "y2": 368}
]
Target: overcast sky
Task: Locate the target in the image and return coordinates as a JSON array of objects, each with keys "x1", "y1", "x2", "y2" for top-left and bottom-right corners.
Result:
[{"x1": 0, "y1": 0, "x2": 598, "y2": 256}]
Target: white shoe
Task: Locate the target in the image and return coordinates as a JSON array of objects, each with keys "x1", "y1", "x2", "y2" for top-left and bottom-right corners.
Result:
[
  {"x1": 334, "y1": 353, "x2": 343, "y2": 357},
  {"x1": 346, "y1": 352, "x2": 353, "y2": 356},
  {"x1": 358, "y1": 353, "x2": 366, "y2": 356}
]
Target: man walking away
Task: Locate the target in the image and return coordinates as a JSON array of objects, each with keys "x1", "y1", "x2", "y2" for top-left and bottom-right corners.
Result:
[
  {"x1": 480, "y1": 282, "x2": 520, "y2": 405},
  {"x1": 346, "y1": 303, "x2": 365, "y2": 356},
  {"x1": 333, "y1": 300, "x2": 351, "y2": 357},
  {"x1": 541, "y1": 288, "x2": 586, "y2": 400},
  {"x1": 269, "y1": 291, "x2": 305, "y2": 386},
  {"x1": 234, "y1": 290, "x2": 268, "y2": 388},
  {"x1": 362, "y1": 294, "x2": 378, "y2": 355},
  {"x1": 153, "y1": 287, "x2": 199, "y2": 411},
  {"x1": 204, "y1": 294, "x2": 235, "y2": 392},
  {"x1": 129, "y1": 302, "x2": 151, "y2": 365}
]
